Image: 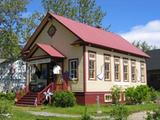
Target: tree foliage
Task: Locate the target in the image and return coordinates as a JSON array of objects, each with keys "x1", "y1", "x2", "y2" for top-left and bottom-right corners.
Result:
[
  {"x1": 41, "y1": 0, "x2": 106, "y2": 27},
  {"x1": 132, "y1": 41, "x2": 157, "y2": 53},
  {"x1": 0, "y1": 0, "x2": 41, "y2": 59}
]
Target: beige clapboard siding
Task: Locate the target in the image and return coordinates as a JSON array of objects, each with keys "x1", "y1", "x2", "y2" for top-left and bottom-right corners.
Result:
[
  {"x1": 85, "y1": 46, "x2": 147, "y2": 92},
  {"x1": 31, "y1": 18, "x2": 84, "y2": 92}
]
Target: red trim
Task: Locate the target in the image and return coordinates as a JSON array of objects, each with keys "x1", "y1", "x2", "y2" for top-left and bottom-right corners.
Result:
[
  {"x1": 83, "y1": 45, "x2": 86, "y2": 92},
  {"x1": 75, "y1": 91, "x2": 125, "y2": 105},
  {"x1": 26, "y1": 55, "x2": 50, "y2": 61}
]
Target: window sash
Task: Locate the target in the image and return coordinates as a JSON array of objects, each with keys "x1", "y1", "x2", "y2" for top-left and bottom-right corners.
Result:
[
  {"x1": 104, "y1": 62, "x2": 110, "y2": 80},
  {"x1": 141, "y1": 63, "x2": 145, "y2": 82},
  {"x1": 115, "y1": 63, "x2": 120, "y2": 81},
  {"x1": 123, "y1": 60, "x2": 129, "y2": 81},
  {"x1": 69, "y1": 59, "x2": 78, "y2": 79},
  {"x1": 131, "y1": 66, "x2": 136, "y2": 82},
  {"x1": 89, "y1": 52, "x2": 96, "y2": 80}
]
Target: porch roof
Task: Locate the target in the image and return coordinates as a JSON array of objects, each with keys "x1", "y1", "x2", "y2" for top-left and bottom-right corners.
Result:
[{"x1": 36, "y1": 43, "x2": 65, "y2": 58}]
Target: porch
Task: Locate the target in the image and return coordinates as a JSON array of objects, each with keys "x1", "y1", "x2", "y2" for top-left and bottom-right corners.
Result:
[{"x1": 16, "y1": 43, "x2": 69, "y2": 106}]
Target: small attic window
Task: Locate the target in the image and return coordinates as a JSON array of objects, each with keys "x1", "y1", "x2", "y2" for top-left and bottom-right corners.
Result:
[{"x1": 47, "y1": 25, "x2": 56, "y2": 37}]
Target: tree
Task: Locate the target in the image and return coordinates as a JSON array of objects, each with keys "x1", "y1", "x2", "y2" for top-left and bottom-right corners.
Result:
[
  {"x1": 41, "y1": 0, "x2": 106, "y2": 27},
  {"x1": 0, "y1": 0, "x2": 42, "y2": 59},
  {"x1": 132, "y1": 41, "x2": 156, "y2": 53},
  {"x1": 0, "y1": 0, "x2": 42, "y2": 91}
]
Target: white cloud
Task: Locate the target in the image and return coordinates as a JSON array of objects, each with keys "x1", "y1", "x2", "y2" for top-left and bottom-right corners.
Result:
[{"x1": 119, "y1": 20, "x2": 160, "y2": 47}]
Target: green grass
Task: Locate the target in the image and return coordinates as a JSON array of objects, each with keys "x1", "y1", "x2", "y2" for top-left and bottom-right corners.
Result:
[
  {"x1": 3, "y1": 101, "x2": 160, "y2": 120},
  {"x1": 13, "y1": 103, "x2": 159, "y2": 115},
  {"x1": 11, "y1": 109, "x2": 79, "y2": 120}
]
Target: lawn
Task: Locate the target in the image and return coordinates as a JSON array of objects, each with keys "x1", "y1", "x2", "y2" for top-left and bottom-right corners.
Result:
[
  {"x1": 1, "y1": 101, "x2": 159, "y2": 120},
  {"x1": 13, "y1": 103, "x2": 159, "y2": 116}
]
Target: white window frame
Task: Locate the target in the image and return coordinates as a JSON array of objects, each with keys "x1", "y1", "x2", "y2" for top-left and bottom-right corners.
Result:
[
  {"x1": 114, "y1": 57, "x2": 121, "y2": 81},
  {"x1": 140, "y1": 62, "x2": 145, "y2": 83},
  {"x1": 131, "y1": 61, "x2": 136, "y2": 82},
  {"x1": 104, "y1": 93, "x2": 112, "y2": 102},
  {"x1": 69, "y1": 59, "x2": 78, "y2": 80},
  {"x1": 123, "y1": 59, "x2": 129, "y2": 82},
  {"x1": 104, "y1": 55, "x2": 111, "y2": 81},
  {"x1": 88, "y1": 51, "x2": 96, "y2": 80}
]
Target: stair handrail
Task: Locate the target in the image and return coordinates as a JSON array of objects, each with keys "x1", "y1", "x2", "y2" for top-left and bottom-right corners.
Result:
[
  {"x1": 16, "y1": 85, "x2": 29, "y2": 101},
  {"x1": 37, "y1": 82, "x2": 55, "y2": 105}
]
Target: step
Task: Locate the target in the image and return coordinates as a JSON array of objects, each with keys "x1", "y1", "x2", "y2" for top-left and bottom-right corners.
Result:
[
  {"x1": 16, "y1": 101, "x2": 35, "y2": 105},
  {"x1": 18, "y1": 99, "x2": 36, "y2": 102}
]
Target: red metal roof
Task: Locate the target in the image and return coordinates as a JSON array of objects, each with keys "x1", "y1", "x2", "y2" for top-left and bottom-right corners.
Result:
[
  {"x1": 37, "y1": 43, "x2": 65, "y2": 58},
  {"x1": 49, "y1": 12, "x2": 149, "y2": 58}
]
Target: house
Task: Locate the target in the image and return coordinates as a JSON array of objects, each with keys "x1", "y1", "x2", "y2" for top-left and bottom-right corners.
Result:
[
  {"x1": 146, "y1": 49, "x2": 160, "y2": 90},
  {"x1": 0, "y1": 59, "x2": 26, "y2": 92},
  {"x1": 17, "y1": 12, "x2": 149, "y2": 106}
]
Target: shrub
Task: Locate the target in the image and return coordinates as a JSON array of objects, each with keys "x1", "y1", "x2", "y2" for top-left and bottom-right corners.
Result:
[
  {"x1": 149, "y1": 88, "x2": 158, "y2": 102},
  {"x1": 135, "y1": 85, "x2": 150, "y2": 103},
  {"x1": 0, "y1": 101, "x2": 12, "y2": 120},
  {"x1": 145, "y1": 107, "x2": 160, "y2": 120},
  {"x1": 125, "y1": 87, "x2": 136, "y2": 104},
  {"x1": 81, "y1": 107, "x2": 92, "y2": 120},
  {"x1": 111, "y1": 86, "x2": 121, "y2": 104},
  {"x1": 0, "y1": 92, "x2": 15, "y2": 101},
  {"x1": 52, "y1": 91, "x2": 76, "y2": 107},
  {"x1": 110, "y1": 105, "x2": 128, "y2": 120},
  {"x1": 125, "y1": 85, "x2": 151, "y2": 104}
]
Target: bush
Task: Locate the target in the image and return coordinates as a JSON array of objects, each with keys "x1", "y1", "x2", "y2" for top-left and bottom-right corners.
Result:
[
  {"x1": 0, "y1": 101, "x2": 12, "y2": 120},
  {"x1": 111, "y1": 86, "x2": 121, "y2": 104},
  {"x1": 125, "y1": 85, "x2": 151, "y2": 104},
  {"x1": 110, "y1": 105, "x2": 128, "y2": 120},
  {"x1": 125, "y1": 87, "x2": 136, "y2": 104},
  {"x1": 146, "y1": 107, "x2": 160, "y2": 120},
  {"x1": 52, "y1": 91, "x2": 76, "y2": 107},
  {"x1": 0, "y1": 92, "x2": 15, "y2": 101},
  {"x1": 81, "y1": 107, "x2": 92, "y2": 120}
]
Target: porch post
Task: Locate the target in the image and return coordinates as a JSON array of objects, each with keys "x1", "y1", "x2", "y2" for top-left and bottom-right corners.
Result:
[{"x1": 26, "y1": 63, "x2": 30, "y2": 86}]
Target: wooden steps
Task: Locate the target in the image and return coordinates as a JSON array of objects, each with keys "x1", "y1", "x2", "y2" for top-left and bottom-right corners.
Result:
[{"x1": 16, "y1": 92, "x2": 38, "y2": 106}]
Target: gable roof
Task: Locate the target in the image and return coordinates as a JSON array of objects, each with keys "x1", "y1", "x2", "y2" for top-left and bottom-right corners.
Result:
[
  {"x1": 28, "y1": 43, "x2": 65, "y2": 58},
  {"x1": 23, "y1": 12, "x2": 149, "y2": 58}
]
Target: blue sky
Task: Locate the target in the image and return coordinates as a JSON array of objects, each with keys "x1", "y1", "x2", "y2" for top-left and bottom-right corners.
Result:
[{"x1": 27, "y1": 0, "x2": 160, "y2": 46}]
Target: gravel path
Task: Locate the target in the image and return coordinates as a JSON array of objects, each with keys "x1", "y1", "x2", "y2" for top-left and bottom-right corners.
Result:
[
  {"x1": 128, "y1": 111, "x2": 147, "y2": 120},
  {"x1": 28, "y1": 111, "x2": 147, "y2": 120}
]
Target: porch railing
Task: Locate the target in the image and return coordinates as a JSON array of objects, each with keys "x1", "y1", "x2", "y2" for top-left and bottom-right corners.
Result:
[
  {"x1": 37, "y1": 82, "x2": 55, "y2": 105},
  {"x1": 16, "y1": 85, "x2": 29, "y2": 101}
]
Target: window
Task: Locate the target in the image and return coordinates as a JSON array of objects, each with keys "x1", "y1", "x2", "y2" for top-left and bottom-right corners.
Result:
[
  {"x1": 140, "y1": 62, "x2": 145, "y2": 83},
  {"x1": 47, "y1": 25, "x2": 56, "y2": 37},
  {"x1": 104, "y1": 55, "x2": 111, "y2": 81},
  {"x1": 104, "y1": 93, "x2": 112, "y2": 102},
  {"x1": 88, "y1": 51, "x2": 96, "y2": 80},
  {"x1": 123, "y1": 59, "x2": 129, "y2": 82},
  {"x1": 69, "y1": 59, "x2": 78, "y2": 80},
  {"x1": 114, "y1": 57, "x2": 120, "y2": 81},
  {"x1": 131, "y1": 61, "x2": 136, "y2": 82}
]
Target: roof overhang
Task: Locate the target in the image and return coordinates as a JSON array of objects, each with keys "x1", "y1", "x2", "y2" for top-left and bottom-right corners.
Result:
[{"x1": 27, "y1": 43, "x2": 65, "y2": 59}]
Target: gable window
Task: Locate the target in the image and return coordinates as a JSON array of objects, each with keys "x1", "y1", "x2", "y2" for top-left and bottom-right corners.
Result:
[
  {"x1": 123, "y1": 59, "x2": 129, "y2": 82},
  {"x1": 47, "y1": 25, "x2": 56, "y2": 37},
  {"x1": 88, "y1": 51, "x2": 96, "y2": 80},
  {"x1": 140, "y1": 62, "x2": 145, "y2": 83},
  {"x1": 114, "y1": 57, "x2": 120, "y2": 81},
  {"x1": 104, "y1": 55, "x2": 111, "y2": 81},
  {"x1": 131, "y1": 60, "x2": 136, "y2": 82},
  {"x1": 69, "y1": 59, "x2": 78, "y2": 80}
]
